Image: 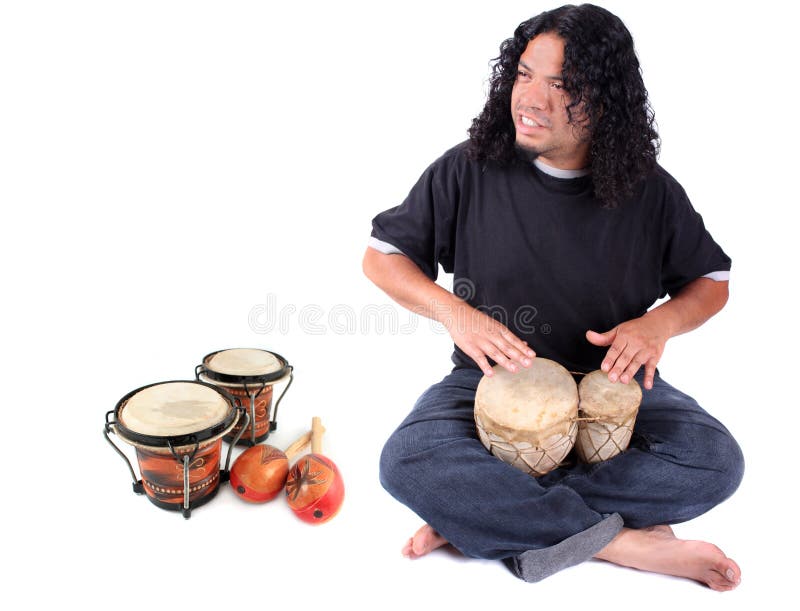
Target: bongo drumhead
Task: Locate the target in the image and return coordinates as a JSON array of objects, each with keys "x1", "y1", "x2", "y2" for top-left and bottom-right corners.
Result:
[
  {"x1": 115, "y1": 381, "x2": 236, "y2": 448},
  {"x1": 199, "y1": 348, "x2": 290, "y2": 385},
  {"x1": 577, "y1": 370, "x2": 642, "y2": 419},
  {"x1": 475, "y1": 358, "x2": 578, "y2": 444}
]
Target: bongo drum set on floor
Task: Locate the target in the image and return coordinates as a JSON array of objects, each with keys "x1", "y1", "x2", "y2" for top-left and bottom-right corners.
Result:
[
  {"x1": 474, "y1": 358, "x2": 642, "y2": 476},
  {"x1": 104, "y1": 348, "x2": 344, "y2": 521}
]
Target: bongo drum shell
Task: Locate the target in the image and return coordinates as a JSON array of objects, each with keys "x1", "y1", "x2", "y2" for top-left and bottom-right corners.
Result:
[
  {"x1": 222, "y1": 385, "x2": 273, "y2": 445},
  {"x1": 575, "y1": 371, "x2": 642, "y2": 463},
  {"x1": 136, "y1": 441, "x2": 224, "y2": 509}
]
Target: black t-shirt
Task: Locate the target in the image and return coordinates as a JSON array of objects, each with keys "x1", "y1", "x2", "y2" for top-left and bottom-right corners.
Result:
[{"x1": 371, "y1": 142, "x2": 731, "y2": 373}]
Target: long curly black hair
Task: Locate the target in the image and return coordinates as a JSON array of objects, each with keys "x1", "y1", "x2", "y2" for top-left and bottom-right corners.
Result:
[{"x1": 467, "y1": 4, "x2": 660, "y2": 207}]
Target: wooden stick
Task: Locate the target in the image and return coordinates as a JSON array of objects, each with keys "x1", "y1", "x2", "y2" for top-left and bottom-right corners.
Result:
[
  {"x1": 311, "y1": 416, "x2": 324, "y2": 454},
  {"x1": 284, "y1": 430, "x2": 313, "y2": 461}
]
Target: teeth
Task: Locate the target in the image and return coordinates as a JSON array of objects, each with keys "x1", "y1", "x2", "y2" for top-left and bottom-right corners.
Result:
[{"x1": 521, "y1": 116, "x2": 538, "y2": 127}]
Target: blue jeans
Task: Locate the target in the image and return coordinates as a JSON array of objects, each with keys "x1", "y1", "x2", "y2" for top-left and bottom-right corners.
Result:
[{"x1": 379, "y1": 367, "x2": 744, "y2": 582}]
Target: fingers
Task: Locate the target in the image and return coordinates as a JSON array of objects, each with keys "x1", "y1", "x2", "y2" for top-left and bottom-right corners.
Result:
[
  {"x1": 618, "y1": 355, "x2": 645, "y2": 385},
  {"x1": 590, "y1": 318, "x2": 668, "y2": 387},
  {"x1": 504, "y1": 329, "x2": 537, "y2": 360},
  {"x1": 643, "y1": 360, "x2": 657, "y2": 390},
  {"x1": 602, "y1": 339, "x2": 661, "y2": 386},
  {"x1": 490, "y1": 332, "x2": 534, "y2": 369},
  {"x1": 451, "y1": 310, "x2": 535, "y2": 376},
  {"x1": 600, "y1": 340, "x2": 626, "y2": 376},
  {"x1": 470, "y1": 352, "x2": 495, "y2": 377},
  {"x1": 586, "y1": 329, "x2": 614, "y2": 347},
  {"x1": 605, "y1": 346, "x2": 636, "y2": 383},
  {"x1": 470, "y1": 334, "x2": 534, "y2": 377}
]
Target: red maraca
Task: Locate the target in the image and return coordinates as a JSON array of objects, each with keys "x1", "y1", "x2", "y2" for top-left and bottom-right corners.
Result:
[
  {"x1": 230, "y1": 430, "x2": 311, "y2": 503},
  {"x1": 285, "y1": 416, "x2": 344, "y2": 524}
]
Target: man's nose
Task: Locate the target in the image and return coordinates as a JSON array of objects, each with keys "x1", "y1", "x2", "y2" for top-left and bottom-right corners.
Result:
[{"x1": 518, "y1": 79, "x2": 549, "y2": 111}]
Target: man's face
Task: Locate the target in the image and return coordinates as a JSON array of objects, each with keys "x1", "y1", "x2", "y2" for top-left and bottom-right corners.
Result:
[{"x1": 510, "y1": 32, "x2": 590, "y2": 169}]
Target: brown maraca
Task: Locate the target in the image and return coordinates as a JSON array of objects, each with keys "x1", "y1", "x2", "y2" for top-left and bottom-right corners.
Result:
[
  {"x1": 230, "y1": 430, "x2": 311, "y2": 503},
  {"x1": 285, "y1": 416, "x2": 344, "y2": 524}
]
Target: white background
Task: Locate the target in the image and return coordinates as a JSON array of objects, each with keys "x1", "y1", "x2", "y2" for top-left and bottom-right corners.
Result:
[{"x1": 1, "y1": 1, "x2": 796, "y2": 608}]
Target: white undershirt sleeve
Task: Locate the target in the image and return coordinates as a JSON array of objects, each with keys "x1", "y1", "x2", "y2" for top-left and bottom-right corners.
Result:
[{"x1": 368, "y1": 237, "x2": 405, "y2": 256}]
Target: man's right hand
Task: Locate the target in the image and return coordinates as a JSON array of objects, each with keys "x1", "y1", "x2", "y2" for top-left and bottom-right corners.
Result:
[{"x1": 442, "y1": 301, "x2": 535, "y2": 377}]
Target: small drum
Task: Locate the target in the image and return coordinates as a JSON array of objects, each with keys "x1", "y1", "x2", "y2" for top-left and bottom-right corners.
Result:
[
  {"x1": 575, "y1": 371, "x2": 641, "y2": 463},
  {"x1": 104, "y1": 380, "x2": 248, "y2": 518},
  {"x1": 474, "y1": 358, "x2": 579, "y2": 476},
  {"x1": 196, "y1": 348, "x2": 293, "y2": 446}
]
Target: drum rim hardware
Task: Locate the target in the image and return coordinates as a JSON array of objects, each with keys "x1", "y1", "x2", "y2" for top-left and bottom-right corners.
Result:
[
  {"x1": 109, "y1": 379, "x2": 239, "y2": 448},
  {"x1": 196, "y1": 348, "x2": 291, "y2": 386}
]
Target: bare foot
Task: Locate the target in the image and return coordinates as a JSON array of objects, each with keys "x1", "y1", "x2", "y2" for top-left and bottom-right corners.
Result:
[
  {"x1": 401, "y1": 524, "x2": 449, "y2": 559},
  {"x1": 595, "y1": 526, "x2": 741, "y2": 591}
]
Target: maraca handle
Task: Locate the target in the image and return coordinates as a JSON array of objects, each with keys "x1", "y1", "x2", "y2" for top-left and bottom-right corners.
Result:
[
  {"x1": 285, "y1": 430, "x2": 313, "y2": 460},
  {"x1": 311, "y1": 416, "x2": 324, "y2": 454}
]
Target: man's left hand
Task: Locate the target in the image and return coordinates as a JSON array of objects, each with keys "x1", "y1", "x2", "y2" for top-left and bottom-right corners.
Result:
[{"x1": 585, "y1": 314, "x2": 669, "y2": 390}]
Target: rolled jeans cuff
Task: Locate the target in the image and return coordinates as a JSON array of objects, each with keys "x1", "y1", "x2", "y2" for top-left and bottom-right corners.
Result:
[{"x1": 503, "y1": 512, "x2": 624, "y2": 583}]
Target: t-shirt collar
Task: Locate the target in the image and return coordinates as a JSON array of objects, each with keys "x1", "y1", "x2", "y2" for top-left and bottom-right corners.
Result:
[{"x1": 533, "y1": 158, "x2": 591, "y2": 179}]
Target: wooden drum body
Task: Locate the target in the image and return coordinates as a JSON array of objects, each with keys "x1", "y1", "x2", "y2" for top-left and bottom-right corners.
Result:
[
  {"x1": 196, "y1": 348, "x2": 293, "y2": 446},
  {"x1": 134, "y1": 440, "x2": 223, "y2": 507},
  {"x1": 104, "y1": 381, "x2": 246, "y2": 518},
  {"x1": 575, "y1": 371, "x2": 641, "y2": 463},
  {"x1": 474, "y1": 359, "x2": 578, "y2": 476}
]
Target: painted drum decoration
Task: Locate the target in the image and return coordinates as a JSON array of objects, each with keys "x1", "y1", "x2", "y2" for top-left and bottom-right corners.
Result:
[
  {"x1": 474, "y1": 359, "x2": 579, "y2": 476},
  {"x1": 104, "y1": 380, "x2": 246, "y2": 518},
  {"x1": 196, "y1": 348, "x2": 293, "y2": 446},
  {"x1": 575, "y1": 370, "x2": 642, "y2": 463}
]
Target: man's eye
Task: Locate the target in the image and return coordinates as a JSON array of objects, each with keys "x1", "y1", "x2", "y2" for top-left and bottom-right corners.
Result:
[
  {"x1": 517, "y1": 70, "x2": 529, "y2": 79},
  {"x1": 551, "y1": 82, "x2": 563, "y2": 90}
]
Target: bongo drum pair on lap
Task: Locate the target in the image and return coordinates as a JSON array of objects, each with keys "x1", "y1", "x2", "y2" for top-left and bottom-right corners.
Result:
[
  {"x1": 474, "y1": 358, "x2": 642, "y2": 476},
  {"x1": 104, "y1": 348, "x2": 293, "y2": 518}
]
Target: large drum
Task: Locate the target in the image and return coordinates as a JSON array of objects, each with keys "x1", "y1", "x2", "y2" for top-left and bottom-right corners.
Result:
[
  {"x1": 104, "y1": 380, "x2": 247, "y2": 518},
  {"x1": 474, "y1": 359, "x2": 579, "y2": 476},
  {"x1": 575, "y1": 370, "x2": 641, "y2": 463},
  {"x1": 196, "y1": 348, "x2": 293, "y2": 446}
]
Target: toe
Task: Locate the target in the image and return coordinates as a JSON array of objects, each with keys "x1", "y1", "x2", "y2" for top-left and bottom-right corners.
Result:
[
  {"x1": 412, "y1": 535, "x2": 428, "y2": 556},
  {"x1": 725, "y1": 558, "x2": 742, "y2": 584},
  {"x1": 713, "y1": 555, "x2": 741, "y2": 585}
]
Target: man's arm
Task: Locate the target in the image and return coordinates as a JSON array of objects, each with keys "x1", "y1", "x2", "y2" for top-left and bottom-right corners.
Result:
[
  {"x1": 362, "y1": 247, "x2": 534, "y2": 376},
  {"x1": 586, "y1": 277, "x2": 729, "y2": 389}
]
